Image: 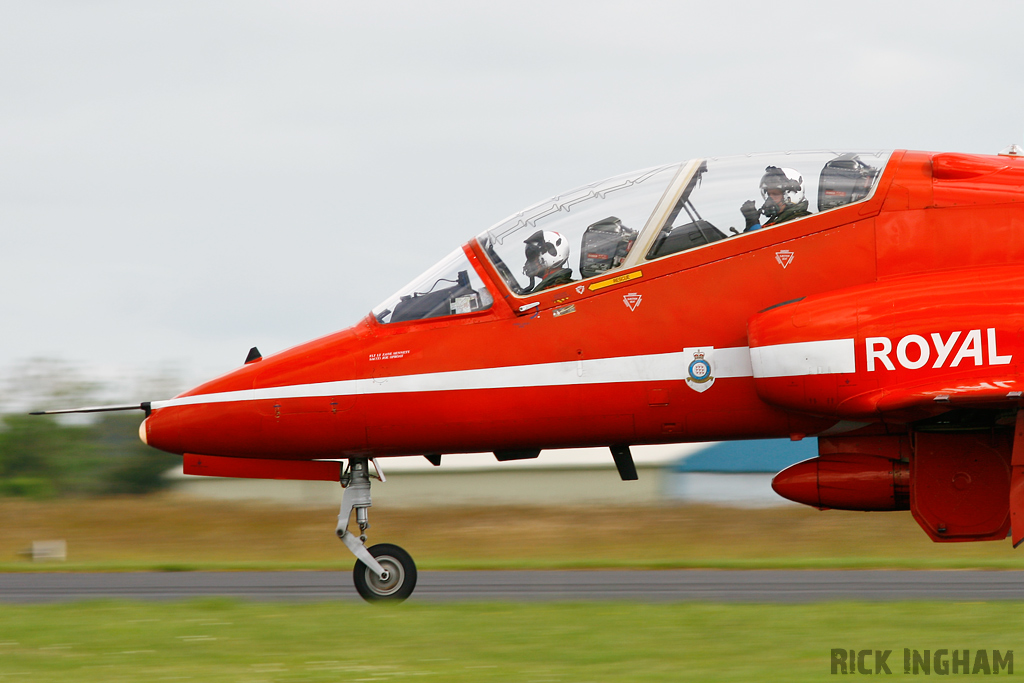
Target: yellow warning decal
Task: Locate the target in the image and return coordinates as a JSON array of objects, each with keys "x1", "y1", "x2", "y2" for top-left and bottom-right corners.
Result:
[{"x1": 588, "y1": 270, "x2": 642, "y2": 292}]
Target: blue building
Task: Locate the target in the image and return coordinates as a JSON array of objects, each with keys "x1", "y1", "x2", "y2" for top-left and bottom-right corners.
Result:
[{"x1": 664, "y1": 438, "x2": 817, "y2": 507}]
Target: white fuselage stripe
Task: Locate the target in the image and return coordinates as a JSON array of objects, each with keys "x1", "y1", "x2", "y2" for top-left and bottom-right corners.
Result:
[
  {"x1": 150, "y1": 340, "x2": 854, "y2": 410},
  {"x1": 750, "y1": 338, "x2": 856, "y2": 378}
]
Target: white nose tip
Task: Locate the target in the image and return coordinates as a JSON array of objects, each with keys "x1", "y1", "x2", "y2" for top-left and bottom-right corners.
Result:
[{"x1": 138, "y1": 418, "x2": 148, "y2": 445}]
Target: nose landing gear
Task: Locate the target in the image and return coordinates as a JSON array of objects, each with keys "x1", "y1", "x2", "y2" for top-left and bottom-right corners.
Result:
[{"x1": 336, "y1": 458, "x2": 417, "y2": 602}]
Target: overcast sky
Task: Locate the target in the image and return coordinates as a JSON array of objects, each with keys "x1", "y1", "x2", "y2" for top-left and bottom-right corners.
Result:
[{"x1": 3, "y1": 1, "x2": 1023, "y2": 404}]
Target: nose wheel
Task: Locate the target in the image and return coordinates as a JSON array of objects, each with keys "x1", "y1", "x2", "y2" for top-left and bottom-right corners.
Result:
[
  {"x1": 353, "y1": 543, "x2": 417, "y2": 601},
  {"x1": 337, "y1": 458, "x2": 417, "y2": 602}
]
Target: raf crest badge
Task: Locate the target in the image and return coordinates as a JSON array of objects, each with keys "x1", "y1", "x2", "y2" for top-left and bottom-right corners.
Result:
[{"x1": 684, "y1": 347, "x2": 715, "y2": 393}]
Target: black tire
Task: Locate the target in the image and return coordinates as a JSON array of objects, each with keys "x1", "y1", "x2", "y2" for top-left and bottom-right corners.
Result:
[{"x1": 352, "y1": 543, "x2": 417, "y2": 602}]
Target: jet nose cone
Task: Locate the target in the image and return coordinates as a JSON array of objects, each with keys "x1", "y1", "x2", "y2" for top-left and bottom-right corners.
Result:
[
  {"x1": 771, "y1": 459, "x2": 820, "y2": 507},
  {"x1": 141, "y1": 409, "x2": 183, "y2": 454}
]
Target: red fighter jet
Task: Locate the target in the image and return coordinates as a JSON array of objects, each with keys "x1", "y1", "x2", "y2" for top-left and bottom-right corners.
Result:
[{"x1": 38, "y1": 145, "x2": 1024, "y2": 602}]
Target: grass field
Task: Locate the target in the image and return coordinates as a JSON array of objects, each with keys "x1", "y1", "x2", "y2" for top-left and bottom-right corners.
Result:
[
  {"x1": 0, "y1": 600, "x2": 1020, "y2": 682},
  {"x1": 3, "y1": 497, "x2": 1024, "y2": 682},
  {"x1": 2, "y1": 495, "x2": 1024, "y2": 571}
]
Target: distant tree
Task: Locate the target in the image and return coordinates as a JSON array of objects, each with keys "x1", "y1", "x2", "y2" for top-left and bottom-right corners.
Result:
[
  {"x1": 92, "y1": 412, "x2": 179, "y2": 495},
  {"x1": 104, "y1": 453, "x2": 182, "y2": 494},
  {"x1": 0, "y1": 410, "x2": 178, "y2": 498},
  {"x1": 0, "y1": 414, "x2": 98, "y2": 497},
  {"x1": 0, "y1": 359, "x2": 182, "y2": 498}
]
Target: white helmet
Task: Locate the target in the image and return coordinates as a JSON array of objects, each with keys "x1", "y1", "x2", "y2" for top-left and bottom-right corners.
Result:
[
  {"x1": 523, "y1": 230, "x2": 569, "y2": 279},
  {"x1": 759, "y1": 166, "x2": 805, "y2": 215}
]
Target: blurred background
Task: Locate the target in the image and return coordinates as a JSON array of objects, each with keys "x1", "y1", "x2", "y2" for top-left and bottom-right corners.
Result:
[
  {"x1": 2, "y1": 6, "x2": 1021, "y2": 679},
  {"x1": 2, "y1": 1, "x2": 1024, "y2": 565},
  {"x1": 3, "y1": 1, "x2": 1023, "y2": 390}
]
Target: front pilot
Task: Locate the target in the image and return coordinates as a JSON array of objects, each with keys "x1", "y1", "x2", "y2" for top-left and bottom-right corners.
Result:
[{"x1": 523, "y1": 230, "x2": 573, "y2": 292}]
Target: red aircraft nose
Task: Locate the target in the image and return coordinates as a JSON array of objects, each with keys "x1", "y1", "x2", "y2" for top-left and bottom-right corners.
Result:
[{"x1": 139, "y1": 410, "x2": 184, "y2": 455}]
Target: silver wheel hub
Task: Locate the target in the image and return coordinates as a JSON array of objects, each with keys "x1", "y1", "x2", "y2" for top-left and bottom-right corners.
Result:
[{"x1": 367, "y1": 556, "x2": 404, "y2": 596}]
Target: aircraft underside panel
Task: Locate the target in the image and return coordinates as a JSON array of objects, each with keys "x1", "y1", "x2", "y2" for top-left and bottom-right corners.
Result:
[{"x1": 911, "y1": 432, "x2": 1012, "y2": 542}]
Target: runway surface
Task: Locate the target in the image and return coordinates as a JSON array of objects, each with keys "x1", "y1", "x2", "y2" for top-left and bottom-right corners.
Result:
[{"x1": 3, "y1": 570, "x2": 1024, "y2": 603}]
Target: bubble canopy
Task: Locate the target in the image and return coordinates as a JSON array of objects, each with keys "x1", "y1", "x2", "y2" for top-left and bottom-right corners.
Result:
[{"x1": 373, "y1": 150, "x2": 892, "y2": 324}]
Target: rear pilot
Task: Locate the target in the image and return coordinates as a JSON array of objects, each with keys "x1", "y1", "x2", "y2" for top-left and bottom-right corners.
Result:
[{"x1": 740, "y1": 166, "x2": 812, "y2": 232}]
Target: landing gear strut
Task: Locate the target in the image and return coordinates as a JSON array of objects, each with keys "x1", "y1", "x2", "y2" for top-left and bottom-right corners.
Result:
[{"x1": 336, "y1": 458, "x2": 417, "y2": 602}]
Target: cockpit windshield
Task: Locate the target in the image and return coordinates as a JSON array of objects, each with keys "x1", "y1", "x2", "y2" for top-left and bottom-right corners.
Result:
[
  {"x1": 476, "y1": 164, "x2": 682, "y2": 295},
  {"x1": 373, "y1": 248, "x2": 493, "y2": 325}
]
